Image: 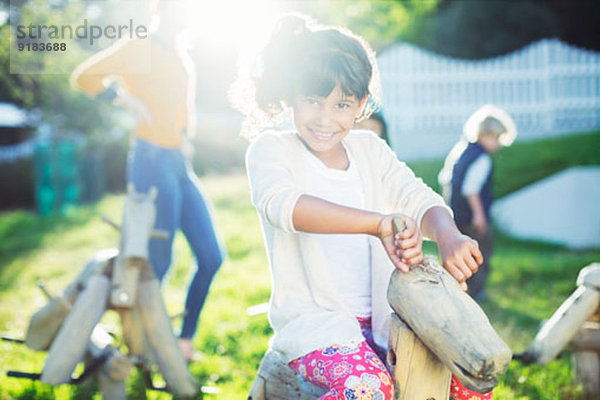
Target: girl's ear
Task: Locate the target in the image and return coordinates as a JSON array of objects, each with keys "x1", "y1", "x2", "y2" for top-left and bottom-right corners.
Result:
[
  {"x1": 355, "y1": 95, "x2": 369, "y2": 120},
  {"x1": 358, "y1": 95, "x2": 368, "y2": 111}
]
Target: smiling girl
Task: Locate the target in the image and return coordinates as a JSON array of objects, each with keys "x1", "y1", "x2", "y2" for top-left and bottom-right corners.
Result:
[{"x1": 232, "y1": 14, "x2": 489, "y2": 400}]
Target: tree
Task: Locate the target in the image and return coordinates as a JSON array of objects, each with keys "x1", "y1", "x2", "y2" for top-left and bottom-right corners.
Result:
[{"x1": 400, "y1": 0, "x2": 599, "y2": 59}]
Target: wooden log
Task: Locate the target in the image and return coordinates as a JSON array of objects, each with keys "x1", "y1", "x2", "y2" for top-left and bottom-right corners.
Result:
[
  {"x1": 572, "y1": 351, "x2": 600, "y2": 399},
  {"x1": 387, "y1": 255, "x2": 512, "y2": 393},
  {"x1": 387, "y1": 313, "x2": 451, "y2": 400},
  {"x1": 25, "y1": 249, "x2": 116, "y2": 351},
  {"x1": 121, "y1": 185, "x2": 158, "y2": 262},
  {"x1": 524, "y1": 286, "x2": 600, "y2": 364},
  {"x1": 41, "y1": 274, "x2": 110, "y2": 385},
  {"x1": 118, "y1": 307, "x2": 151, "y2": 360},
  {"x1": 26, "y1": 296, "x2": 72, "y2": 351},
  {"x1": 87, "y1": 326, "x2": 133, "y2": 382},
  {"x1": 569, "y1": 322, "x2": 600, "y2": 352},
  {"x1": 248, "y1": 349, "x2": 325, "y2": 400},
  {"x1": 111, "y1": 186, "x2": 159, "y2": 308},
  {"x1": 110, "y1": 257, "x2": 144, "y2": 308},
  {"x1": 136, "y1": 278, "x2": 198, "y2": 397},
  {"x1": 98, "y1": 373, "x2": 127, "y2": 400},
  {"x1": 577, "y1": 263, "x2": 600, "y2": 291},
  {"x1": 87, "y1": 325, "x2": 131, "y2": 400}
]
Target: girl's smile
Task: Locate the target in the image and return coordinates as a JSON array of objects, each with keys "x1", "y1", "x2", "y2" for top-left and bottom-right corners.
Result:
[{"x1": 292, "y1": 85, "x2": 366, "y2": 167}]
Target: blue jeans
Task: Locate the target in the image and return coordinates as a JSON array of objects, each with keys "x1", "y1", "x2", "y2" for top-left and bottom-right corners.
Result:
[{"x1": 128, "y1": 138, "x2": 225, "y2": 338}]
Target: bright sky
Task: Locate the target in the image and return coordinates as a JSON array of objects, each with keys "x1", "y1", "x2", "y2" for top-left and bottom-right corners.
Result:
[{"x1": 184, "y1": 0, "x2": 282, "y2": 55}]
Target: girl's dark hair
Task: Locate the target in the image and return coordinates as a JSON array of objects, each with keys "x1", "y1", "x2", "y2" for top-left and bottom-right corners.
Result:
[{"x1": 230, "y1": 13, "x2": 381, "y2": 138}]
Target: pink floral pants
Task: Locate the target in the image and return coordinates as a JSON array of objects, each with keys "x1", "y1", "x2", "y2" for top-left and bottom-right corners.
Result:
[
  {"x1": 450, "y1": 376, "x2": 493, "y2": 400},
  {"x1": 289, "y1": 317, "x2": 493, "y2": 400}
]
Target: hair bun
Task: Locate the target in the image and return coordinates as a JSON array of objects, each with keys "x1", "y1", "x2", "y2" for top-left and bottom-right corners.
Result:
[{"x1": 271, "y1": 13, "x2": 313, "y2": 41}]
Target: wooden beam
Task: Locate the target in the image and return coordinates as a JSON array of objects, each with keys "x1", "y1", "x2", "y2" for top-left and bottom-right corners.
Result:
[
  {"x1": 569, "y1": 322, "x2": 600, "y2": 352},
  {"x1": 137, "y1": 278, "x2": 198, "y2": 397},
  {"x1": 387, "y1": 255, "x2": 511, "y2": 393},
  {"x1": 25, "y1": 250, "x2": 115, "y2": 351},
  {"x1": 526, "y1": 286, "x2": 600, "y2": 364},
  {"x1": 572, "y1": 351, "x2": 600, "y2": 399},
  {"x1": 41, "y1": 274, "x2": 110, "y2": 385},
  {"x1": 248, "y1": 349, "x2": 325, "y2": 400},
  {"x1": 388, "y1": 313, "x2": 451, "y2": 399}
]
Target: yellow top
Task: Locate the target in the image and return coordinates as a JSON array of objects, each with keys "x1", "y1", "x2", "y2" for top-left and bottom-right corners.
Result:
[{"x1": 70, "y1": 37, "x2": 195, "y2": 148}]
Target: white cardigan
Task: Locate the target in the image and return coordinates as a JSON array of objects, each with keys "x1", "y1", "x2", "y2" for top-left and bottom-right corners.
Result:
[{"x1": 245, "y1": 129, "x2": 450, "y2": 362}]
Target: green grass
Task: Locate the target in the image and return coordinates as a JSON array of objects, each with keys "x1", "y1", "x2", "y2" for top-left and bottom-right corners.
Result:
[
  {"x1": 0, "y1": 174, "x2": 271, "y2": 400},
  {"x1": 408, "y1": 130, "x2": 600, "y2": 198},
  {"x1": 0, "y1": 130, "x2": 599, "y2": 399}
]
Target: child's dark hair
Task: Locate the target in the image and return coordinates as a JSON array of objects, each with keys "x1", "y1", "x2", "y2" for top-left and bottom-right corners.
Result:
[{"x1": 231, "y1": 13, "x2": 381, "y2": 138}]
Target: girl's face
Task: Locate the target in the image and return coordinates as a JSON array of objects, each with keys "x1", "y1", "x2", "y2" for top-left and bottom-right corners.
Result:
[{"x1": 292, "y1": 85, "x2": 366, "y2": 161}]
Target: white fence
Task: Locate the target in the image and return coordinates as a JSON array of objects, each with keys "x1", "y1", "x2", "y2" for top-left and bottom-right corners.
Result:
[{"x1": 377, "y1": 39, "x2": 600, "y2": 160}]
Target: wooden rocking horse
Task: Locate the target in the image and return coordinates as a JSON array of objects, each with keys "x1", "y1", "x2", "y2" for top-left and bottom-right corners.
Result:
[
  {"x1": 515, "y1": 262, "x2": 600, "y2": 399},
  {"x1": 9, "y1": 186, "x2": 198, "y2": 398},
  {"x1": 248, "y1": 218, "x2": 512, "y2": 400}
]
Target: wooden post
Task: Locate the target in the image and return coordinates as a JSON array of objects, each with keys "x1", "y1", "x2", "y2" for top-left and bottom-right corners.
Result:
[
  {"x1": 110, "y1": 186, "x2": 159, "y2": 308},
  {"x1": 387, "y1": 313, "x2": 451, "y2": 400},
  {"x1": 118, "y1": 307, "x2": 151, "y2": 360},
  {"x1": 25, "y1": 296, "x2": 73, "y2": 351},
  {"x1": 21, "y1": 186, "x2": 205, "y2": 398},
  {"x1": 25, "y1": 249, "x2": 116, "y2": 351},
  {"x1": 570, "y1": 263, "x2": 600, "y2": 399},
  {"x1": 87, "y1": 326, "x2": 132, "y2": 400},
  {"x1": 569, "y1": 322, "x2": 600, "y2": 352},
  {"x1": 515, "y1": 263, "x2": 600, "y2": 398},
  {"x1": 110, "y1": 257, "x2": 144, "y2": 308},
  {"x1": 248, "y1": 349, "x2": 325, "y2": 400},
  {"x1": 137, "y1": 277, "x2": 198, "y2": 397},
  {"x1": 387, "y1": 255, "x2": 512, "y2": 393},
  {"x1": 523, "y1": 264, "x2": 600, "y2": 364},
  {"x1": 41, "y1": 274, "x2": 110, "y2": 385},
  {"x1": 572, "y1": 351, "x2": 600, "y2": 399}
]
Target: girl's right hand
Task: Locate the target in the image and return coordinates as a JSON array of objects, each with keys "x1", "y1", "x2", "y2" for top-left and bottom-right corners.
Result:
[{"x1": 377, "y1": 214, "x2": 423, "y2": 272}]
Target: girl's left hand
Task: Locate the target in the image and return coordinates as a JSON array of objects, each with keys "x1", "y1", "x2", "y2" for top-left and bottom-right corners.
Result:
[{"x1": 437, "y1": 230, "x2": 483, "y2": 291}]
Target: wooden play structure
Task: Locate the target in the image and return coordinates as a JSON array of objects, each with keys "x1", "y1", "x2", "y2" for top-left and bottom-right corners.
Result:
[
  {"x1": 5, "y1": 186, "x2": 198, "y2": 398},
  {"x1": 248, "y1": 218, "x2": 513, "y2": 399},
  {"x1": 516, "y1": 262, "x2": 600, "y2": 399}
]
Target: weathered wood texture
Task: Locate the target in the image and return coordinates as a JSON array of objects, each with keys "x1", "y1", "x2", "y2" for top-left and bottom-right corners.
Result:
[
  {"x1": 41, "y1": 274, "x2": 110, "y2": 385},
  {"x1": 118, "y1": 307, "x2": 151, "y2": 359},
  {"x1": 110, "y1": 186, "x2": 158, "y2": 308},
  {"x1": 97, "y1": 373, "x2": 127, "y2": 400},
  {"x1": 387, "y1": 255, "x2": 512, "y2": 393},
  {"x1": 572, "y1": 351, "x2": 600, "y2": 399},
  {"x1": 137, "y1": 278, "x2": 198, "y2": 397},
  {"x1": 515, "y1": 263, "x2": 600, "y2": 398},
  {"x1": 87, "y1": 326, "x2": 131, "y2": 400},
  {"x1": 569, "y1": 322, "x2": 600, "y2": 352},
  {"x1": 87, "y1": 326, "x2": 133, "y2": 382},
  {"x1": 577, "y1": 263, "x2": 600, "y2": 290},
  {"x1": 387, "y1": 313, "x2": 451, "y2": 400},
  {"x1": 25, "y1": 249, "x2": 116, "y2": 350},
  {"x1": 248, "y1": 349, "x2": 325, "y2": 400},
  {"x1": 22, "y1": 188, "x2": 197, "y2": 398},
  {"x1": 110, "y1": 257, "x2": 144, "y2": 308},
  {"x1": 526, "y1": 286, "x2": 600, "y2": 364},
  {"x1": 389, "y1": 217, "x2": 451, "y2": 398}
]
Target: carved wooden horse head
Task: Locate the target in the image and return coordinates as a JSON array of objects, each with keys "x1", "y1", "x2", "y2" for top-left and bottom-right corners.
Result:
[
  {"x1": 111, "y1": 185, "x2": 169, "y2": 307},
  {"x1": 387, "y1": 255, "x2": 512, "y2": 393}
]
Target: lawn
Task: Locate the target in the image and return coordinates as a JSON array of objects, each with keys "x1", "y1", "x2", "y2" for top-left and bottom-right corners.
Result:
[
  {"x1": 407, "y1": 130, "x2": 600, "y2": 197},
  {"x1": 0, "y1": 131, "x2": 599, "y2": 399}
]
